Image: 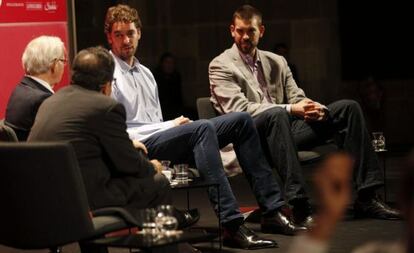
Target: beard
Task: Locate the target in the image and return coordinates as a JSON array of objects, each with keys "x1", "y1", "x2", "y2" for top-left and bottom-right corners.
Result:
[
  {"x1": 112, "y1": 45, "x2": 137, "y2": 61},
  {"x1": 238, "y1": 40, "x2": 254, "y2": 54},
  {"x1": 118, "y1": 45, "x2": 136, "y2": 61}
]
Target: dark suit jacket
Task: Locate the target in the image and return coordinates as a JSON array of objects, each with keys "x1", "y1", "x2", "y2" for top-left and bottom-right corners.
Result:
[
  {"x1": 5, "y1": 76, "x2": 53, "y2": 141},
  {"x1": 28, "y1": 85, "x2": 158, "y2": 211}
]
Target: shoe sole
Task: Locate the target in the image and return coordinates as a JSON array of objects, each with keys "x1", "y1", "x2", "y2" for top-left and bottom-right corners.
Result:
[
  {"x1": 223, "y1": 239, "x2": 278, "y2": 249},
  {"x1": 261, "y1": 224, "x2": 296, "y2": 235},
  {"x1": 354, "y1": 212, "x2": 402, "y2": 220}
]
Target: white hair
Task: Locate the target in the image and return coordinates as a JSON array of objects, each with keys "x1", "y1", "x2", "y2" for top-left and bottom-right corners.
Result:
[{"x1": 21, "y1": 35, "x2": 65, "y2": 75}]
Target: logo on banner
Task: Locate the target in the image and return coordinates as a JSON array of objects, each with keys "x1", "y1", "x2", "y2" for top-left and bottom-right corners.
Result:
[
  {"x1": 45, "y1": 1, "x2": 57, "y2": 11},
  {"x1": 26, "y1": 2, "x2": 43, "y2": 11}
]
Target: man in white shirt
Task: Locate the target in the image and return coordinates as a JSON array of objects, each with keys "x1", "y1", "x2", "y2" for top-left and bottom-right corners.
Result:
[{"x1": 104, "y1": 4, "x2": 306, "y2": 249}]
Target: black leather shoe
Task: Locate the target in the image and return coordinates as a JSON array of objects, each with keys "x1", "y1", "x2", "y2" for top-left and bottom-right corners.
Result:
[
  {"x1": 354, "y1": 196, "x2": 401, "y2": 220},
  {"x1": 261, "y1": 207, "x2": 307, "y2": 235},
  {"x1": 299, "y1": 215, "x2": 315, "y2": 228},
  {"x1": 292, "y1": 199, "x2": 315, "y2": 228},
  {"x1": 223, "y1": 224, "x2": 277, "y2": 249},
  {"x1": 175, "y1": 208, "x2": 200, "y2": 229}
]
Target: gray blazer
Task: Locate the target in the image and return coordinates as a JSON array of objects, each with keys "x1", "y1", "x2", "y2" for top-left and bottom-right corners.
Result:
[{"x1": 209, "y1": 43, "x2": 306, "y2": 117}]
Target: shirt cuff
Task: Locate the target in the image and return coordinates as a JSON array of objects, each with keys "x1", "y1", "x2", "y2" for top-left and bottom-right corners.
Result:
[{"x1": 286, "y1": 104, "x2": 292, "y2": 114}]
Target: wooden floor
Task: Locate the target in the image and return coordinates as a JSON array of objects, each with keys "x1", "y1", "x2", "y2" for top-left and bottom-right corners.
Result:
[{"x1": 0, "y1": 150, "x2": 408, "y2": 253}]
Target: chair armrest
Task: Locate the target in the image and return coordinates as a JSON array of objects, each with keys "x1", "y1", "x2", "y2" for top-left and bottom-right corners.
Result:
[{"x1": 92, "y1": 207, "x2": 142, "y2": 227}]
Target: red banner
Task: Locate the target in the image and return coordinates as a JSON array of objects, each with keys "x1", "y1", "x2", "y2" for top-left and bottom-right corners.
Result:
[
  {"x1": 0, "y1": 0, "x2": 67, "y2": 22},
  {"x1": 0, "y1": 0, "x2": 69, "y2": 119}
]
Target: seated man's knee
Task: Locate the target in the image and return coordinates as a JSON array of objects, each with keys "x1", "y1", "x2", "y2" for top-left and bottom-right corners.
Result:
[
  {"x1": 267, "y1": 107, "x2": 290, "y2": 120},
  {"x1": 228, "y1": 112, "x2": 253, "y2": 124},
  {"x1": 336, "y1": 99, "x2": 362, "y2": 113},
  {"x1": 193, "y1": 119, "x2": 216, "y2": 134}
]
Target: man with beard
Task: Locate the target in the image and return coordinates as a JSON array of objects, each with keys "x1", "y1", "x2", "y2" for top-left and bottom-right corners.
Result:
[
  {"x1": 209, "y1": 4, "x2": 400, "y2": 225},
  {"x1": 104, "y1": 4, "x2": 307, "y2": 249}
]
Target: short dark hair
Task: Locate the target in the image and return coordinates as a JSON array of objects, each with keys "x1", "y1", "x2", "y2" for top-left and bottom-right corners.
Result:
[
  {"x1": 232, "y1": 5, "x2": 262, "y2": 26},
  {"x1": 71, "y1": 46, "x2": 114, "y2": 91},
  {"x1": 105, "y1": 4, "x2": 142, "y2": 34}
]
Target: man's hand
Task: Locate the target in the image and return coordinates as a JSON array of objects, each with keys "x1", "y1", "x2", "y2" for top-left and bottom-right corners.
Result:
[
  {"x1": 315, "y1": 153, "x2": 353, "y2": 220},
  {"x1": 291, "y1": 98, "x2": 314, "y2": 118},
  {"x1": 304, "y1": 102, "x2": 328, "y2": 122},
  {"x1": 292, "y1": 99, "x2": 328, "y2": 122},
  {"x1": 173, "y1": 115, "x2": 191, "y2": 126},
  {"x1": 150, "y1": 159, "x2": 163, "y2": 173},
  {"x1": 309, "y1": 153, "x2": 353, "y2": 241},
  {"x1": 132, "y1": 140, "x2": 148, "y2": 154}
]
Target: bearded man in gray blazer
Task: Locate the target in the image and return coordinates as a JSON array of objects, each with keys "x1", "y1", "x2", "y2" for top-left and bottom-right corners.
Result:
[{"x1": 209, "y1": 4, "x2": 400, "y2": 224}]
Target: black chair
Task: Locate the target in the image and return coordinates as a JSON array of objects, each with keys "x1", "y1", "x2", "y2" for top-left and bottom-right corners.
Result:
[
  {"x1": 0, "y1": 119, "x2": 18, "y2": 142},
  {"x1": 0, "y1": 142, "x2": 138, "y2": 253}
]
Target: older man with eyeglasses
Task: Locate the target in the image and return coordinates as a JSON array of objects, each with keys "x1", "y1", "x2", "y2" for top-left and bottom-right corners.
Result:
[{"x1": 5, "y1": 35, "x2": 66, "y2": 141}]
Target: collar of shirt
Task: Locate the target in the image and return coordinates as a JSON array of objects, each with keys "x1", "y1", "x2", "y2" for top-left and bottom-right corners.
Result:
[
  {"x1": 110, "y1": 51, "x2": 140, "y2": 74},
  {"x1": 27, "y1": 75, "x2": 54, "y2": 93},
  {"x1": 239, "y1": 50, "x2": 261, "y2": 72}
]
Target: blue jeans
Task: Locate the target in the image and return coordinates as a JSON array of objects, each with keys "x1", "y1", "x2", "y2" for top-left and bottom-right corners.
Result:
[{"x1": 143, "y1": 112, "x2": 285, "y2": 224}]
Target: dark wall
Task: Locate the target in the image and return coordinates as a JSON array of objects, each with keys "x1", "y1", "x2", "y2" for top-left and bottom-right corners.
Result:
[
  {"x1": 338, "y1": 1, "x2": 413, "y2": 80},
  {"x1": 74, "y1": 0, "x2": 413, "y2": 148}
]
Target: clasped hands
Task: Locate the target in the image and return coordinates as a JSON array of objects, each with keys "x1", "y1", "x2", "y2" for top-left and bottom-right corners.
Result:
[{"x1": 291, "y1": 98, "x2": 328, "y2": 122}]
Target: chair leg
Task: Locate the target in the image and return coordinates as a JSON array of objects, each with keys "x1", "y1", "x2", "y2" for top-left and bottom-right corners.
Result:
[{"x1": 79, "y1": 242, "x2": 109, "y2": 253}]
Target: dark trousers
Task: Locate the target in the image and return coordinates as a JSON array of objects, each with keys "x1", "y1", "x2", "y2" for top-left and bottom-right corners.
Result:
[
  {"x1": 143, "y1": 112, "x2": 285, "y2": 224},
  {"x1": 253, "y1": 99, "x2": 384, "y2": 201},
  {"x1": 125, "y1": 173, "x2": 173, "y2": 215}
]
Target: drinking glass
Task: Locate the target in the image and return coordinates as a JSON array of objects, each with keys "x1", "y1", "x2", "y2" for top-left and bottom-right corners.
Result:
[
  {"x1": 160, "y1": 160, "x2": 172, "y2": 182},
  {"x1": 155, "y1": 205, "x2": 178, "y2": 235},
  {"x1": 140, "y1": 208, "x2": 158, "y2": 235},
  {"x1": 372, "y1": 132, "x2": 386, "y2": 152},
  {"x1": 173, "y1": 164, "x2": 189, "y2": 184},
  {"x1": 160, "y1": 160, "x2": 171, "y2": 170}
]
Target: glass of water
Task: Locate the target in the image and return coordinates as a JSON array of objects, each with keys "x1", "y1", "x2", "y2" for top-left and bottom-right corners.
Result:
[
  {"x1": 140, "y1": 208, "x2": 158, "y2": 235},
  {"x1": 173, "y1": 164, "x2": 189, "y2": 184},
  {"x1": 155, "y1": 205, "x2": 178, "y2": 235},
  {"x1": 372, "y1": 132, "x2": 386, "y2": 152},
  {"x1": 160, "y1": 160, "x2": 172, "y2": 182}
]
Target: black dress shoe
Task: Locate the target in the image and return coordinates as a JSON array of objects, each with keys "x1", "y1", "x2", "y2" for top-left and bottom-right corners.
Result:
[
  {"x1": 223, "y1": 224, "x2": 277, "y2": 249},
  {"x1": 299, "y1": 215, "x2": 315, "y2": 228},
  {"x1": 354, "y1": 196, "x2": 401, "y2": 220},
  {"x1": 291, "y1": 199, "x2": 315, "y2": 228},
  {"x1": 175, "y1": 208, "x2": 200, "y2": 229},
  {"x1": 261, "y1": 207, "x2": 307, "y2": 235}
]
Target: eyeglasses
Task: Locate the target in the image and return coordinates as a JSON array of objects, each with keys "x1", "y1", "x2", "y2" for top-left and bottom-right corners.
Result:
[{"x1": 53, "y1": 58, "x2": 67, "y2": 65}]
